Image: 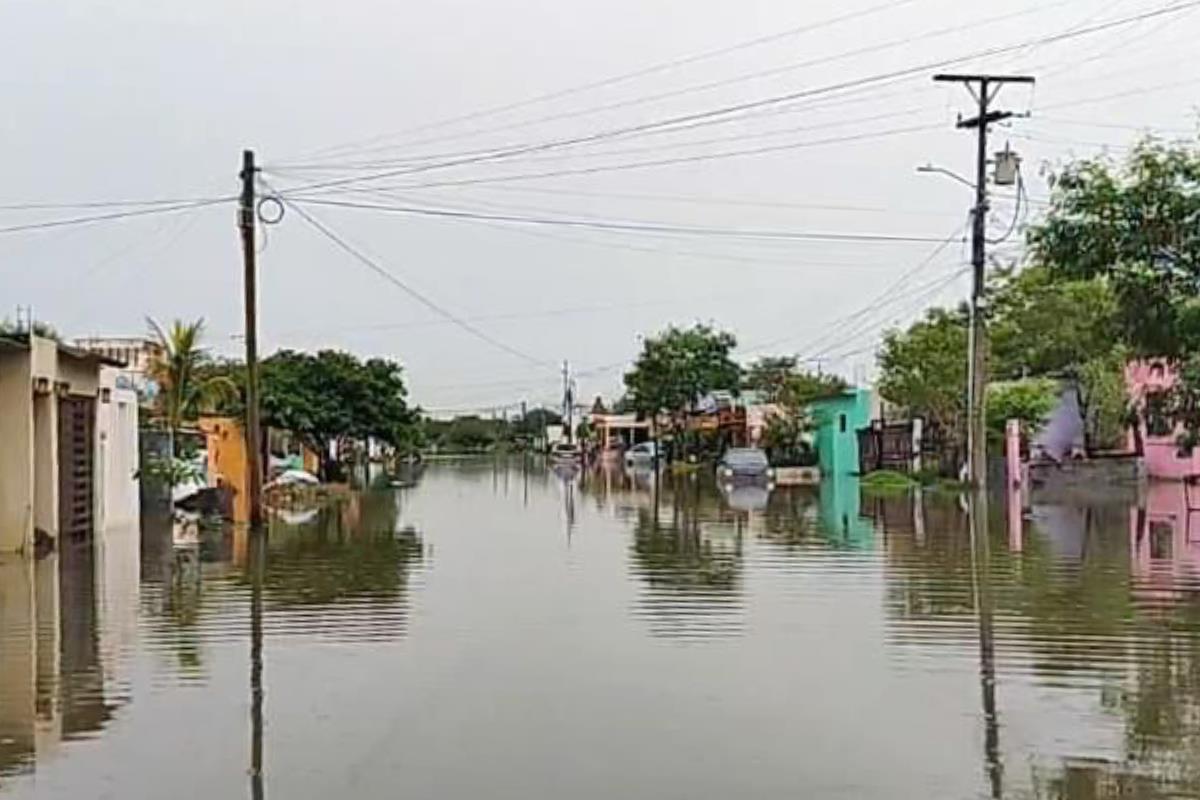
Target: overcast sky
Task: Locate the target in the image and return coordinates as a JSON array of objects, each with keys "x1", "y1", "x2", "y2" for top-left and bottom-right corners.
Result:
[{"x1": 3, "y1": 0, "x2": 1198, "y2": 412}]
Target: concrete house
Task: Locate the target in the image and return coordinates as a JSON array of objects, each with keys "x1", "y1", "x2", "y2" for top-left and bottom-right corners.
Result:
[{"x1": 0, "y1": 335, "x2": 139, "y2": 554}]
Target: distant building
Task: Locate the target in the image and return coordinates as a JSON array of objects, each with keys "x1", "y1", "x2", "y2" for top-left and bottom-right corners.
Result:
[
  {"x1": 72, "y1": 336, "x2": 163, "y2": 400},
  {"x1": 0, "y1": 335, "x2": 139, "y2": 553}
]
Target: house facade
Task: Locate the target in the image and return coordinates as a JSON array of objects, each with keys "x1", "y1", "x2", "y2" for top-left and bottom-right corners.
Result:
[
  {"x1": 0, "y1": 335, "x2": 139, "y2": 553},
  {"x1": 1127, "y1": 359, "x2": 1200, "y2": 481}
]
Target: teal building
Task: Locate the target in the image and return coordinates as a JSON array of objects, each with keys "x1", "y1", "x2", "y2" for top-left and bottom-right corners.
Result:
[{"x1": 808, "y1": 389, "x2": 873, "y2": 478}]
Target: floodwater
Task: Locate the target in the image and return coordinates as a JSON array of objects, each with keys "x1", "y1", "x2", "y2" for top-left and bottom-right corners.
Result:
[{"x1": 2, "y1": 462, "x2": 1200, "y2": 799}]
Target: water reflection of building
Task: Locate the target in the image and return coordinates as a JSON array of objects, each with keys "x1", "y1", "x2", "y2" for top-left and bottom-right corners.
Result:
[
  {"x1": 0, "y1": 524, "x2": 138, "y2": 783},
  {"x1": 1129, "y1": 481, "x2": 1200, "y2": 607}
]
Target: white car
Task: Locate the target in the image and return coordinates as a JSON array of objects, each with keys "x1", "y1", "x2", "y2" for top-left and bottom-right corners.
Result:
[{"x1": 624, "y1": 442, "x2": 659, "y2": 467}]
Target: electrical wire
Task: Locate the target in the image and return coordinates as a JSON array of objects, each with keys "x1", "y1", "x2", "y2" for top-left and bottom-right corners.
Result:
[
  {"x1": 277, "y1": 195, "x2": 559, "y2": 372},
  {"x1": 0, "y1": 195, "x2": 237, "y2": 212},
  {"x1": 270, "y1": 0, "x2": 1200, "y2": 198},
  {"x1": 288, "y1": 0, "x2": 1096, "y2": 167},
  {"x1": 808, "y1": 267, "x2": 970, "y2": 363},
  {"x1": 287, "y1": 196, "x2": 956, "y2": 245},
  {"x1": 303, "y1": 122, "x2": 946, "y2": 194},
  {"x1": 290, "y1": 0, "x2": 929, "y2": 161},
  {"x1": 742, "y1": 223, "x2": 967, "y2": 357},
  {"x1": 0, "y1": 197, "x2": 234, "y2": 236},
  {"x1": 987, "y1": 172, "x2": 1025, "y2": 245}
]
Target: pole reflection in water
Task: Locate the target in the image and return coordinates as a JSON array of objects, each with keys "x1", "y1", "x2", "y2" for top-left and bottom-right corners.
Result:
[
  {"x1": 248, "y1": 531, "x2": 266, "y2": 800},
  {"x1": 969, "y1": 489, "x2": 1002, "y2": 798}
]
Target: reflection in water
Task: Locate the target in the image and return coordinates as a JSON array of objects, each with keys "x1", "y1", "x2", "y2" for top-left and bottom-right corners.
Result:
[
  {"x1": 11, "y1": 463, "x2": 1200, "y2": 797},
  {"x1": 248, "y1": 531, "x2": 265, "y2": 800},
  {"x1": 626, "y1": 473, "x2": 745, "y2": 641}
]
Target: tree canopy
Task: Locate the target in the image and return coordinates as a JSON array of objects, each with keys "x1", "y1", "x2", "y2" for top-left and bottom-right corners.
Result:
[
  {"x1": 1027, "y1": 140, "x2": 1200, "y2": 359},
  {"x1": 877, "y1": 307, "x2": 969, "y2": 440},
  {"x1": 259, "y1": 350, "x2": 415, "y2": 457},
  {"x1": 743, "y1": 355, "x2": 847, "y2": 408},
  {"x1": 624, "y1": 324, "x2": 740, "y2": 420}
]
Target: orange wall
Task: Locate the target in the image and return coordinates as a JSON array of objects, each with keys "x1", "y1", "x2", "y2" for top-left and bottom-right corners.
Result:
[{"x1": 199, "y1": 417, "x2": 249, "y2": 525}]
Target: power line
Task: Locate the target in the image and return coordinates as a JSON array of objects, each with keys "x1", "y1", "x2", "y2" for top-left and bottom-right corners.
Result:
[
  {"x1": 290, "y1": 0, "x2": 1089, "y2": 166},
  {"x1": 743, "y1": 224, "x2": 967, "y2": 356},
  {"x1": 271, "y1": 1, "x2": 1200, "y2": 197},
  {"x1": 306, "y1": 122, "x2": 946, "y2": 193},
  {"x1": 291, "y1": 0, "x2": 927, "y2": 161},
  {"x1": 0, "y1": 195, "x2": 237, "y2": 212},
  {"x1": 288, "y1": 196, "x2": 957, "y2": 245},
  {"x1": 277, "y1": 104, "x2": 944, "y2": 174},
  {"x1": 0, "y1": 197, "x2": 234, "y2": 236},
  {"x1": 278, "y1": 197, "x2": 559, "y2": 371}
]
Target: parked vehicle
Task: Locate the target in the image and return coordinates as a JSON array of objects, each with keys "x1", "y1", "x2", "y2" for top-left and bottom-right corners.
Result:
[
  {"x1": 717, "y1": 448, "x2": 773, "y2": 483},
  {"x1": 624, "y1": 441, "x2": 659, "y2": 467},
  {"x1": 549, "y1": 441, "x2": 582, "y2": 462}
]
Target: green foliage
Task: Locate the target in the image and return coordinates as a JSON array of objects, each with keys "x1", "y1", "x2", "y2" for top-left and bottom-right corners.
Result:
[
  {"x1": 1027, "y1": 140, "x2": 1200, "y2": 360},
  {"x1": 1078, "y1": 348, "x2": 1132, "y2": 452},
  {"x1": 761, "y1": 412, "x2": 816, "y2": 467},
  {"x1": 0, "y1": 319, "x2": 59, "y2": 340},
  {"x1": 624, "y1": 324, "x2": 740, "y2": 420},
  {"x1": 989, "y1": 266, "x2": 1120, "y2": 378},
  {"x1": 259, "y1": 350, "x2": 415, "y2": 457},
  {"x1": 146, "y1": 318, "x2": 237, "y2": 456},
  {"x1": 1168, "y1": 354, "x2": 1200, "y2": 455},
  {"x1": 424, "y1": 415, "x2": 509, "y2": 452},
  {"x1": 859, "y1": 470, "x2": 919, "y2": 493},
  {"x1": 985, "y1": 379, "x2": 1059, "y2": 443},
  {"x1": 743, "y1": 356, "x2": 847, "y2": 408},
  {"x1": 877, "y1": 307, "x2": 968, "y2": 438},
  {"x1": 137, "y1": 454, "x2": 203, "y2": 491}
]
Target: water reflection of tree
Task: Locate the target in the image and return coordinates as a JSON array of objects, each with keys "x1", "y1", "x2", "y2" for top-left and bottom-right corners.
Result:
[
  {"x1": 628, "y1": 476, "x2": 745, "y2": 640},
  {"x1": 877, "y1": 492, "x2": 1200, "y2": 797},
  {"x1": 250, "y1": 491, "x2": 426, "y2": 642}
]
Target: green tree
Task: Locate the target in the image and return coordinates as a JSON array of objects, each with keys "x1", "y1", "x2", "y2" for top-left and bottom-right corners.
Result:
[
  {"x1": 989, "y1": 266, "x2": 1126, "y2": 452},
  {"x1": 985, "y1": 379, "x2": 1059, "y2": 445},
  {"x1": 877, "y1": 307, "x2": 969, "y2": 455},
  {"x1": 147, "y1": 318, "x2": 236, "y2": 460},
  {"x1": 624, "y1": 324, "x2": 740, "y2": 432},
  {"x1": 256, "y1": 349, "x2": 415, "y2": 476},
  {"x1": 1027, "y1": 140, "x2": 1200, "y2": 360},
  {"x1": 743, "y1": 355, "x2": 846, "y2": 407}
]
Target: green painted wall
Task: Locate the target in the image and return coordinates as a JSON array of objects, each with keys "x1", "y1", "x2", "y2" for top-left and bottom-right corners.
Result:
[{"x1": 809, "y1": 389, "x2": 872, "y2": 479}]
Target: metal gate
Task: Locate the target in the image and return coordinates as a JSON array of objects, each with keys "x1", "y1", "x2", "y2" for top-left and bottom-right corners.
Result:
[
  {"x1": 58, "y1": 396, "x2": 95, "y2": 541},
  {"x1": 858, "y1": 420, "x2": 916, "y2": 473}
]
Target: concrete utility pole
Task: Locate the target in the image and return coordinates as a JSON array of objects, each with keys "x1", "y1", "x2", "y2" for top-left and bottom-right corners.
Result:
[
  {"x1": 562, "y1": 360, "x2": 574, "y2": 444},
  {"x1": 933, "y1": 74, "x2": 1034, "y2": 489},
  {"x1": 239, "y1": 149, "x2": 265, "y2": 530}
]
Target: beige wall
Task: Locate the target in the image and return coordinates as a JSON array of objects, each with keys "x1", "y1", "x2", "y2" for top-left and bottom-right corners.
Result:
[
  {"x1": 0, "y1": 351, "x2": 34, "y2": 552},
  {"x1": 1, "y1": 337, "x2": 114, "y2": 553},
  {"x1": 0, "y1": 557, "x2": 36, "y2": 768},
  {"x1": 33, "y1": 393, "x2": 57, "y2": 537}
]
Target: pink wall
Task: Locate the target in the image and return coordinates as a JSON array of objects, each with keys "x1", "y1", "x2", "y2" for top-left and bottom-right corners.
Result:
[{"x1": 1126, "y1": 360, "x2": 1200, "y2": 480}]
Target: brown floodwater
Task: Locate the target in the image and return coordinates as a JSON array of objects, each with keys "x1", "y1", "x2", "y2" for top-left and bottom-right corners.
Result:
[{"x1": 2, "y1": 460, "x2": 1200, "y2": 799}]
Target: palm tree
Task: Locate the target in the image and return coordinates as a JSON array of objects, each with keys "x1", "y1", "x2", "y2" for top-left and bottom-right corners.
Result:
[{"x1": 147, "y1": 317, "x2": 236, "y2": 461}]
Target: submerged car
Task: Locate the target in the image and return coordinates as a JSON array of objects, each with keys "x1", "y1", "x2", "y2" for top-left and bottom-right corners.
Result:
[
  {"x1": 717, "y1": 448, "x2": 773, "y2": 483},
  {"x1": 624, "y1": 441, "x2": 659, "y2": 467}
]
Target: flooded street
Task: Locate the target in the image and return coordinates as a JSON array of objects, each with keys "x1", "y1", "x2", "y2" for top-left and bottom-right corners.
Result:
[{"x1": 2, "y1": 461, "x2": 1200, "y2": 799}]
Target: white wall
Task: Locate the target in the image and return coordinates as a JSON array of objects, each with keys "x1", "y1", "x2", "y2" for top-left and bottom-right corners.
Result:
[{"x1": 97, "y1": 374, "x2": 140, "y2": 531}]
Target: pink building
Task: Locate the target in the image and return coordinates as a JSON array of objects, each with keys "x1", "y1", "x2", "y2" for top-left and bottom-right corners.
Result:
[{"x1": 1126, "y1": 359, "x2": 1200, "y2": 481}]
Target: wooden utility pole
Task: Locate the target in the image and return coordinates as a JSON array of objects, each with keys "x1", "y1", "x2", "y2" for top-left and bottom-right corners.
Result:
[
  {"x1": 933, "y1": 74, "x2": 1033, "y2": 489},
  {"x1": 239, "y1": 150, "x2": 265, "y2": 530}
]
